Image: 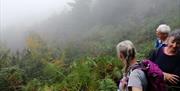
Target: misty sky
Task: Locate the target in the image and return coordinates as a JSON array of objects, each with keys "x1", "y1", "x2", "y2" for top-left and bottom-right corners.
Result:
[
  {"x1": 0, "y1": 0, "x2": 73, "y2": 28},
  {"x1": 0, "y1": 0, "x2": 179, "y2": 52},
  {"x1": 0, "y1": 0, "x2": 73, "y2": 50}
]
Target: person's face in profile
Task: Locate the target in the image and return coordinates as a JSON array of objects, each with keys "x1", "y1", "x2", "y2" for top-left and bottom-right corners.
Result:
[
  {"x1": 156, "y1": 31, "x2": 168, "y2": 41},
  {"x1": 167, "y1": 36, "x2": 180, "y2": 53},
  {"x1": 119, "y1": 52, "x2": 126, "y2": 65}
]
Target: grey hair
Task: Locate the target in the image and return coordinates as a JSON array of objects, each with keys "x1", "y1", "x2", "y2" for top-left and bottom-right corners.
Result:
[
  {"x1": 167, "y1": 29, "x2": 180, "y2": 54},
  {"x1": 156, "y1": 24, "x2": 171, "y2": 33},
  {"x1": 169, "y1": 29, "x2": 180, "y2": 42},
  {"x1": 116, "y1": 40, "x2": 136, "y2": 73}
]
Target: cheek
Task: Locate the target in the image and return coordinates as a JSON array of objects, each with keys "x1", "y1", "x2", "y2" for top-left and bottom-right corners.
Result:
[
  {"x1": 158, "y1": 34, "x2": 164, "y2": 39},
  {"x1": 156, "y1": 32, "x2": 158, "y2": 36},
  {"x1": 168, "y1": 44, "x2": 173, "y2": 48},
  {"x1": 167, "y1": 42, "x2": 173, "y2": 48},
  {"x1": 167, "y1": 42, "x2": 173, "y2": 47},
  {"x1": 156, "y1": 32, "x2": 160, "y2": 36},
  {"x1": 162, "y1": 34, "x2": 168, "y2": 38}
]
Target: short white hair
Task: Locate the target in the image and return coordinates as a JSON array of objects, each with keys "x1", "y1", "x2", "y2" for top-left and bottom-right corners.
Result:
[{"x1": 156, "y1": 24, "x2": 171, "y2": 33}]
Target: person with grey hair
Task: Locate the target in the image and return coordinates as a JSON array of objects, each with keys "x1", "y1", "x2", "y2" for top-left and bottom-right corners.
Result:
[
  {"x1": 150, "y1": 29, "x2": 180, "y2": 88},
  {"x1": 117, "y1": 40, "x2": 147, "y2": 91},
  {"x1": 155, "y1": 24, "x2": 171, "y2": 48}
]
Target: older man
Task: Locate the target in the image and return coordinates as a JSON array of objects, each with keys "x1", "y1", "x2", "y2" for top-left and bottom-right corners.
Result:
[{"x1": 155, "y1": 24, "x2": 171, "y2": 48}]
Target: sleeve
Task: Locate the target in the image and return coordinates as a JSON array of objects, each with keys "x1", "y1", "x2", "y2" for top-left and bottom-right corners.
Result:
[{"x1": 128, "y1": 69, "x2": 146, "y2": 89}]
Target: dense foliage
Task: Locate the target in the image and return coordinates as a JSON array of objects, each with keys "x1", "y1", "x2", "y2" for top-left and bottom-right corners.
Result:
[{"x1": 0, "y1": 0, "x2": 180, "y2": 90}]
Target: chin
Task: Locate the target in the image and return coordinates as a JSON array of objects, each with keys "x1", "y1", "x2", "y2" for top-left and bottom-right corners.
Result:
[{"x1": 172, "y1": 49, "x2": 177, "y2": 53}]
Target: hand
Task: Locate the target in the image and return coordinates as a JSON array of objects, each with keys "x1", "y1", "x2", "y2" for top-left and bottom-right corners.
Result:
[{"x1": 163, "y1": 72, "x2": 180, "y2": 84}]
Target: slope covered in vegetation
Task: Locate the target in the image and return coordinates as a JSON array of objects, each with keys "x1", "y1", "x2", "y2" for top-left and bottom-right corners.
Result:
[{"x1": 0, "y1": 0, "x2": 180, "y2": 90}]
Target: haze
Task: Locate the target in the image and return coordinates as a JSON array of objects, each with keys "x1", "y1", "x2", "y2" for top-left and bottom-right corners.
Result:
[
  {"x1": 1, "y1": 0, "x2": 73, "y2": 27},
  {"x1": 0, "y1": 0, "x2": 73, "y2": 51},
  {"x1": 0, "y1": 0, "x2": 179, "y2": 52}
]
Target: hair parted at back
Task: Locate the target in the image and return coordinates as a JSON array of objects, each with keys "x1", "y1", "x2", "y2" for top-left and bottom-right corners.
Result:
[
  {"x1": 116, "y1": 40, "x2": 136, "y2": 62},
  {"x1": 156, "y1": 24, "x2": 171, "y2": 33}
]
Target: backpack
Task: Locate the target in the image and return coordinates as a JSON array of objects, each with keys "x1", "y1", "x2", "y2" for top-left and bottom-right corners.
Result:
[
  {"x1": 120, "y1": 60, "x2": 167, "y2": 91},
  {"x1": 136, "y1": 60, "x2": 167, "y2": 91}
]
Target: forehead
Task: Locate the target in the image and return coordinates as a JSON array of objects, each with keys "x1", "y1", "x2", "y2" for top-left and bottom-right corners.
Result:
[
  {"x1": 156, "y1": 31, "x2": 168, "y2": 35},
  {"x1": 169, "y1": 36, "x2": 175, "y2": 40},
  {"x1": 169, "y1": 36, "x2": 180, "y2": 43}
]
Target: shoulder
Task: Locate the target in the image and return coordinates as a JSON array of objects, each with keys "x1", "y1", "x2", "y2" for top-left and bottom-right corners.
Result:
[
  {"x1": 149, "y1": 46, "x2": 164, "y2": 61},
  {"x1": 130, "y1": 69, "x2": 146, "y2": 78},
  {"x1": 128, "y1": 69, "x2": 148, "y2": 90},
  {"x1": 129, "y1": 69, "x2": 147, "y2": 83}
]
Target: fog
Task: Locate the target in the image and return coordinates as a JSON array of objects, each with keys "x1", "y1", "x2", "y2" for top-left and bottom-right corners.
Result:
[
  {"x1": 1, "y1": 0, "x2": 73, "y2": 27},
  {"x1": 0, "y1": 0, "x2": 180, "y2": 51},
  {"x1": 0, "y1": 0, "x2": 73, "y2": 51}
]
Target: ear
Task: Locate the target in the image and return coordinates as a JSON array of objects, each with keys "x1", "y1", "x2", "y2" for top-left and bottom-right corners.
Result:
[{"x1": 119, "y1": 53, "x2": 124, "y2": 59}]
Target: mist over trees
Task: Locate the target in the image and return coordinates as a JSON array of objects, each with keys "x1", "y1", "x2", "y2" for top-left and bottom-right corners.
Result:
[
  {"x1": 29, "y1": 0, "x2": 180, "y2": 48},
  {"x1": 27, "y1": 0, "x2": 179, "y2": 58},
  {"x1": 1, "y1": 0, "x2": 180, "y2": 52},
  {"x1": 0, "y1": 0, "x2": 180, "y2": 90}
]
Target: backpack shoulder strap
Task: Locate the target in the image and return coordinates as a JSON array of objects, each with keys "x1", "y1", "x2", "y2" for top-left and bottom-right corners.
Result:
[{"x1": 128, "y1": 63, "x2": 143, "y2": 73}]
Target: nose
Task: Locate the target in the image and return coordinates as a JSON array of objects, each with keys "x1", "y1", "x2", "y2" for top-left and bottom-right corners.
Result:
[{"x1": 172, "y1": 42, "x2": 177, "y2": 48}]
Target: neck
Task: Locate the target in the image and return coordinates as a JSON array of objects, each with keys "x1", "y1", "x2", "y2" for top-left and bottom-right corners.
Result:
[
  {"x1": 158, "y1": 38, "x2": 166, "y2": 43},
  {"x1": 129, "y1": 58, "x2": 137, "y2": 66},
  {"x1": 161, "y1": 39, "x2": 166, "y2": 42},
  {"x1": 164, "y1": 47, "x2": 176, "y2": 55},
  {"x1": 160, "y1": 39, "x2": 166, "y2": 43}
]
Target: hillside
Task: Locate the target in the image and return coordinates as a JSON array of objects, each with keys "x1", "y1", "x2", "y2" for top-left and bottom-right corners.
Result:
[{"x1": 0, "y1": 0, "x2": 180, "y2": 90}]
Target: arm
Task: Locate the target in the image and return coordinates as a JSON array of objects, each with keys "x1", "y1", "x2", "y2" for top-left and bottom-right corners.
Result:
[
  {"x1": 132, "y1": 87, "x2": 142, "y2": 91},
  {"x1": 128, "y1": 69, "x2": 147, "y2": 91},
  {"x1": 128, "y1": 87, "x2": 142, "y2": 91}
]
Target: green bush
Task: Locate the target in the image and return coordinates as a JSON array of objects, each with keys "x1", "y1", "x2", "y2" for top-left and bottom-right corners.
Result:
[{"x1": 0, "y1": 67, "x2": 24, "y2": 91}]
